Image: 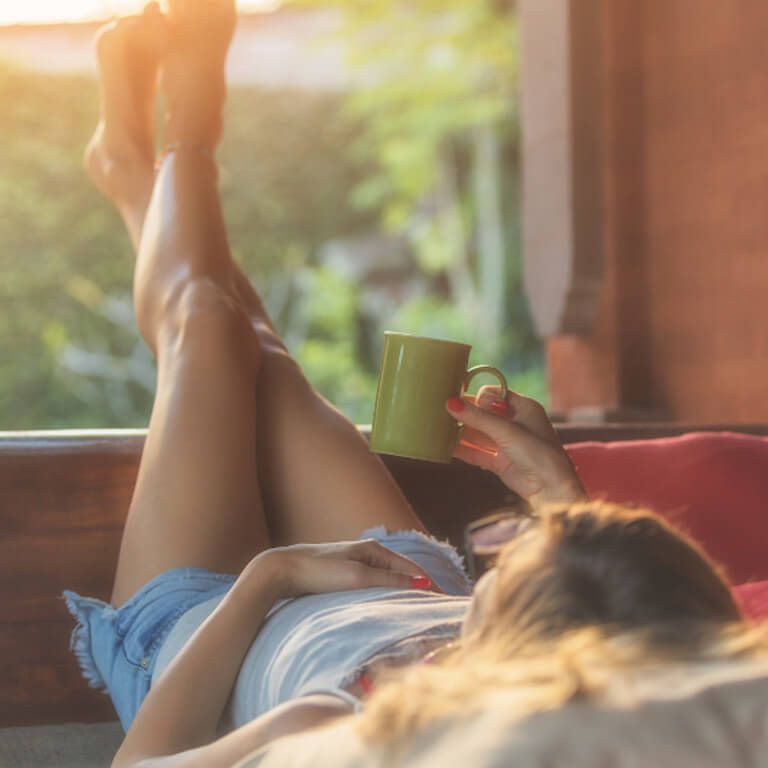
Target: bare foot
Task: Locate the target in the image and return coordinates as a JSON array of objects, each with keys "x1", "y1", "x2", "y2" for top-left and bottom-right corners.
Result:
[
  {"x1": 162, "y1": 0, "x2": 237, "y2": 147},
  {"x1": 84, "y1": 4, "x2": 167, "y2": 207}
]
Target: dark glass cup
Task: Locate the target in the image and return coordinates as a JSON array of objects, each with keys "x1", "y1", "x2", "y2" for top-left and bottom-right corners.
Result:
[{"x1": 464, "y1": 510, "x2": 538, "y2": 581}]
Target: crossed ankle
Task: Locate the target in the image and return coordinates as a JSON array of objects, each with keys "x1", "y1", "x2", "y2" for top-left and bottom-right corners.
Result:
[
  {"x1": 164, "y1": 117, "x2": 223, "y2": 153},
  {"x1": 164, "y1": 91, "x2": 225, "y2": 145}
]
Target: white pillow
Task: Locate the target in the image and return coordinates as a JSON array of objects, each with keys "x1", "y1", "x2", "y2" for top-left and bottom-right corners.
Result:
[{"x1": 242, "y1": 659, "x2": 768, "y2": 768}]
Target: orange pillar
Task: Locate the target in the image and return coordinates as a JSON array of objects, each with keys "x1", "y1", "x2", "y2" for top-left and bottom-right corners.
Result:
[{"x1": 521, "y1": 0, "x2": 768, "y2": 423}]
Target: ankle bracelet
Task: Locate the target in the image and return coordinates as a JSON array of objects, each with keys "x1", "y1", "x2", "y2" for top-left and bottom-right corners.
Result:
[{"x1": 155, "y1": 142, "x2": 217, "y2": 170}]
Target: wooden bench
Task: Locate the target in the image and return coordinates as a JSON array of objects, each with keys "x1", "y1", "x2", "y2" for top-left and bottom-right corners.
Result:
[{"x1": 3, "y1": 424, "x2": 767, "y2": 727}]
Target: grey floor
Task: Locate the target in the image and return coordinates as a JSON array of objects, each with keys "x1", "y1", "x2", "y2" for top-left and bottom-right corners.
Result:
[{"x1": 0, "y1": 722, "x2": 123, "y2": 768}]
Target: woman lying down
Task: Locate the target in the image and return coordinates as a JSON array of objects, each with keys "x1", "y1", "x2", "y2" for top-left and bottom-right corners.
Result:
[{"x1": 64, "y1": 3, "x2": 768, "y2": 767}]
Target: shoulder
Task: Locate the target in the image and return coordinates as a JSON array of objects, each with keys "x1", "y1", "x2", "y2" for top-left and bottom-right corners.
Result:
[
  {"x1": 130, "y1": 695, "x2": 355, "y2": 768},
  {"x1": 231, "y1": 700, "x2": 365, "y2": 768},
  {"x1": 223, "y1": 694, "x2": 356, "y2": 768}
]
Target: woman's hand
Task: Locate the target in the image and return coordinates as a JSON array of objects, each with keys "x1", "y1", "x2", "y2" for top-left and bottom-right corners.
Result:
[
  {"x1": 245, "y1": 540, "x2": 437, "y2": 601},
  {"x1": 446, "y1": 387, "x2": 586, "y2": 511}
]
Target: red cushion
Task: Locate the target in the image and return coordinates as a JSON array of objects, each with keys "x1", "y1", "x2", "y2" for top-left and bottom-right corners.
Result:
[
  {"x1": 565, "y1": 433, "x2": 768, "y2": 585},
  {"x1": 733, "y1": 581, "x2": 768, "y2": 621}
]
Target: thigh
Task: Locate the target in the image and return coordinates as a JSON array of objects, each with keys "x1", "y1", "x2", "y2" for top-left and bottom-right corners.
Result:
[
  {"x1": 254, "y1": 347, "x2": 427, "y2": 546},
  {"x1": 234, "y1": 267, "x2": 426, "y2": 545},
  {"x1": 111, "y1": 285, "x2": 270, "y2": 606}
]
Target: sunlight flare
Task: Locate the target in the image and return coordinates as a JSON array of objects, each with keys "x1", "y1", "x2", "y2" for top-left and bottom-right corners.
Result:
[{"x1": 0, "y1": 0, "x2": 279, "y2": 26}]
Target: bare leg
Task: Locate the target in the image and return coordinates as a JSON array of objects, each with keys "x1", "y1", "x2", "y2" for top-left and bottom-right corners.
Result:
[
  {"x1": 87, "y1": 8, "x2": 270, "y2": 607},
  {"x1": 159, "y1": 2, "x2": 425, "y2": 547},
  {"x1": 87, "y1": 2, "x2": 425, "y2": 608}
]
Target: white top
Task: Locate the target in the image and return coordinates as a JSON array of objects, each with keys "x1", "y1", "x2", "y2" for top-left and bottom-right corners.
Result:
[
  {"x1": 153, "y1": 588, "x2": 470, "y2": 729},
  {"x1": 153, "y1": 526, "x2": 474, "y2": 731}
]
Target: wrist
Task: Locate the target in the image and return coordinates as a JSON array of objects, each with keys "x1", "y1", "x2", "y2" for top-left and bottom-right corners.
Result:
[
  {"x1": 236, "y1": 551, "x2": 293, "y2": 605},
  {"x1": 529, "y1": 478, "x2": 587, "y2": 510}
]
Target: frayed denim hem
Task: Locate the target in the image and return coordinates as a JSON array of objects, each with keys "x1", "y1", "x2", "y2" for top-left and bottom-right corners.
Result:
[
  {"x1": 62, "y1": 590, "x2": 111, "y2": 692},
  {"x1": 361, "y1": 525, "x2": 473, "y2": 595}
]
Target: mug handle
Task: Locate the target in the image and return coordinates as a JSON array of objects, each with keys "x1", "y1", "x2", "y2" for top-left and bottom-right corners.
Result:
[{"x1": 461, "y1": 365, "x2": 508, "y2": 401}]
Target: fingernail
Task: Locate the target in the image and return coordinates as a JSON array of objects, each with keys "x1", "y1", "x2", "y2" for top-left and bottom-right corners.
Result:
[
  {"x1": 410, "y1": 575, "x2": 433, "y2": 590},
  {"x1": 446, "y1": 397, "x2": 465, "y2": 413},
  {"x1": 490, "y1": 399, "x2": 512, "y2": 416},
  {"x1": 356, "y1": 670, "x2": 375, "y2": 695}
]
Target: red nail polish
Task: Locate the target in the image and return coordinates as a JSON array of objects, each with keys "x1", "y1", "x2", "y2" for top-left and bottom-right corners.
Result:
[
  {"x1": 356, "y1": 670, "x2": 375, "y2": 695},
  {"x1": 490, "y1": 399, "x2": 511, "y2": 415},
  {"x1": 410, "y1": 575, "x2": 433, "y2": 590},
  {"x1": 446, "y1": 397, "x2": 465, "y2": 413}
]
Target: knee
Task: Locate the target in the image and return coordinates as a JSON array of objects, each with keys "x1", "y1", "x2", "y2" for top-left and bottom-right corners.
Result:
[
  {"x1": 259, "y1": 342, "x2": 315, "y2": 401},
  {"x1": 160, "y1": 278, "x2": 255, "y2": 354}
]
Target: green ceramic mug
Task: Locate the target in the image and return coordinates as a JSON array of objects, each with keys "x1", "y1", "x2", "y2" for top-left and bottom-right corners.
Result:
[{"x1": 369, "y1": 332, "x2": 508, "y2": 463}]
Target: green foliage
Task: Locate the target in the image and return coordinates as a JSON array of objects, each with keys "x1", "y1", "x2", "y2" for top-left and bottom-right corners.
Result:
[
  {"x1": 0, "y1": 62, "x2": 139, "y2": 428},
  {"x1": 0, "y1": 62, "x2": 378, "y2": 428},
  {"x1": 347, "y1": 2, "x2": 519, "y2": 225},
  {"x1": 290, "y1": 266, "x2": 378, "y2": 423},
  {"x1": 284, "y1": 0, "x2": 543, "y2": 389},
  {"x1": 0, "y1": 10, "x2": 545, "y2": 433},
  {"x1": 289, "y1": 1, "x2": 518, "y2": 229},
  {"x1": 220, "y1": 85, "x2": 379, "y2": 278}
]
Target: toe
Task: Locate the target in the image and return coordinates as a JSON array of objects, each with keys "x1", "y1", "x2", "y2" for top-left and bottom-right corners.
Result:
[
  {"x1": 96, "y1": 16, "x2": 146, "y2": 60},
  {"x1": 167, "y1": 0, "x2": 183, "y2": 21},
  {"x1": 135, "y1": 11, "x2": 169, "y2": 59},
  {"x1": 94, "y1": 21, "x2": 121, "y2": 63},
  {"x1": 149, "y1": 12, "x2": 170, "y2": 52}
]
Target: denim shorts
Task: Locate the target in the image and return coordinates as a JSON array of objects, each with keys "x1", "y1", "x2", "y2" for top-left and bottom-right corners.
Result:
[
  {"x1": 63, "y1": 569, "x2": 236, "y2": 730},
  {"x1": 63, "y1": 527, "x2": 471, "y2": 732}
]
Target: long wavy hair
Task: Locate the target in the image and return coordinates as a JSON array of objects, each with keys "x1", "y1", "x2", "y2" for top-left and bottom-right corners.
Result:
[{"x1": 359, "y1": 502, "x2": 768, "y2": 744}]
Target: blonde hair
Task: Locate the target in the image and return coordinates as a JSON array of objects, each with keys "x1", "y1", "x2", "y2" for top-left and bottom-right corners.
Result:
[{"x1": 358, "y1": 502, "x2": 768, "y2": 745}]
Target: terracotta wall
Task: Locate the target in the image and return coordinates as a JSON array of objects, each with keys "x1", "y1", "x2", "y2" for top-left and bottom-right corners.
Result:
[{"x1": 547, "y1": 0, "x2": 768, "y2": 422}]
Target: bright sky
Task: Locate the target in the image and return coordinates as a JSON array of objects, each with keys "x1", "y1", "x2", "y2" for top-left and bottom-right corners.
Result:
[{"x1": 0, "y1": 1, "x2": 279, "y2": 25}]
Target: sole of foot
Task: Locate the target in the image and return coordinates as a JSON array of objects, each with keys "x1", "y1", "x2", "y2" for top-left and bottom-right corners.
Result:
[{"x1": 84, "y1": 5, "x2": 167, "y2": 205}]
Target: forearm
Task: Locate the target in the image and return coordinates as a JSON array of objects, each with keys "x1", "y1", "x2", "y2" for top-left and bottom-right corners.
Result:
[{"x1": 114, "y1": 555, "x2": 281, "y2": 767}]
